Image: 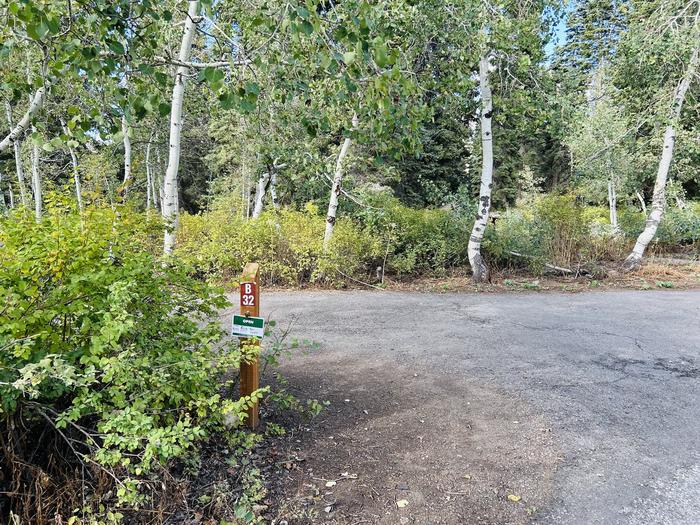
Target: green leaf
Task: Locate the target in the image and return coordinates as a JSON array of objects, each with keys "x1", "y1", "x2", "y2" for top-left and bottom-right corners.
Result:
[{"x1": 300, "y1": 20, "x2": 314, "y2": 35}]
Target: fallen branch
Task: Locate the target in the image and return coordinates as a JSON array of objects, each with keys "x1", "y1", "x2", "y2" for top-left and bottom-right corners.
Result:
[{"x1": 508, "y1": 251, "x2": 584, "y2": 275}]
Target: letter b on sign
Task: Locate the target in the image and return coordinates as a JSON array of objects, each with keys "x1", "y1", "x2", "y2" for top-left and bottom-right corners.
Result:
[{"x1": 241, "y1": 282, "x2": 256, "y2": 308}]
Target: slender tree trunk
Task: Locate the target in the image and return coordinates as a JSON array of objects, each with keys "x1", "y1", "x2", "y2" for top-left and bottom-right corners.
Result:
[
  {"x1": 0, "y1": 172, "x2": 6, "y2": 210},
  {"x1": 324, "y1": 113, "x2": 358, "y2": 251},
  {"x1": 252, "y1": 172, "x2": 270, "y2": 218},
  {"x1": 636, "y1": 190, "x2": 647, "y2": 214},
  {"x1": 468, "y1": 53, "x2": 494, "y2": 283},
  {"x1": 5, "y1": 102, "x2": 29, "y2": 206},
  {"x1": 122, "y1": 115, "x2": 132, "y2": 190},
  {"x1": 270, "y1": 170, "x2": 279, "y2": 209},
  {"x1": 0, "y1": 88, "x2": 45, "y2": 153},
  {"x1": 146, "y1": 139, "x2": 153, "y2": 209},
  {"x1": 162, "y1": 0, "x2": 200, "y2": 255},
  {"x1": 61, "y1": 120, "x2": 83, "y2": 212},
  {"x1": 608, "y1": 179, "x2": 618, "y2": 231},
  {"x1": 31, "y1": 135, "x2": 41, "y2": 221},
  {"x1": 623, "y1": 44, "x2": 698, "y2": 271},
  {"x1": 8, "y1": 185, "x2": 14, "y2": 208}
]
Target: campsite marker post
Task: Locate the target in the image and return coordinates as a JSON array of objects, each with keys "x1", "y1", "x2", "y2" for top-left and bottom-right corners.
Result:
[{"x1": 238, "y1": 263, "x2": 261, "y2": 430}]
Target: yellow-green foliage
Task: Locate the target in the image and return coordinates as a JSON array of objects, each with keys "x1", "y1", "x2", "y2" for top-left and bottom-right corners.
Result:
[{"x1": 176, "y1": 207, "x2": 383, "y2": 286}]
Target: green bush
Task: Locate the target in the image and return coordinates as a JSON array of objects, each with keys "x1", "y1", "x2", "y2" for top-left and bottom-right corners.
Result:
[
  {"x1": 176, "y1": 206, "x2": 383, "y2": 286},
  {"x1": 0, "y1": 200, "x2": 262, "y2": 519},
  {"x1": 359, "y1": 193, "x2": 471, "y2": 276},
  {"x1": 619, "y1": 204, "x2": 700, "y2": 249}
]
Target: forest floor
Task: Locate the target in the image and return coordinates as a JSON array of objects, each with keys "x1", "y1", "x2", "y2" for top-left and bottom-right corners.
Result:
[{"x1": 219, "y1": 288, "x2": 700, "y2": 524}]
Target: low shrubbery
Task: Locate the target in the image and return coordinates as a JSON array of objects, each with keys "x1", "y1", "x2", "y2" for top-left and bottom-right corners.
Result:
[
  {"x1": 176, "y1": 194, "x2": 699, "y2": 285},
  {"x1": 0, "y1": 199, "x2": 277, "y2": 523}
]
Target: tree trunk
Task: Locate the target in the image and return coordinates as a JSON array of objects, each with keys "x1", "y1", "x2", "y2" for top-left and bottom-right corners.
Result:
[
  {"x1": 61, "y1": 120, "x2": 83, "y2": 212},
  {"x1": 636, "y1": 190, "x2": 646, "y2": 214},
  {"x1": 608, "y1": 179, "x2": 618, "y2": 232},
  {"x1": 121, "y1": 115, "x2": 132, "y2": 191},
  {"x1": 162, "y1": 0, "x2": 200, "y2": 255},
  {"x1": 30, "y1": 135, "x2": 41, "y2": 221},
  {"x1": 623, "y1": 44, "x2": 698, "y2": 271},
  {"x1": 252, "y1": 172, "x2": 270, "y2": 219},
  {"x1": 0, "y1": 88, "x2": 45, "y2": 154},
  {"x1": 0, "y1": 172, "x2": 6, "y2": 210},
  {"x1": 146, "y1": 139, "x2": 153, "y2": 209},
  {"x1": 468, "y1": 53, "x2": 494, "y2": 283},
  {"x1": 270, "y1": 170, "x2": 279, "y2": 209},
  {"x1": 324, "y1": 113, "x2": 358, "y2": 251},
  {"x1": 5, "y1": 102, "x2": 29, "y2": 207},
  {"x1": 8, "y1": 185, "x2": 14, "y2": 208}
]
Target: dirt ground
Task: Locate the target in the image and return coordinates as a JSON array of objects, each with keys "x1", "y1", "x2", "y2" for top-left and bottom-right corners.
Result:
[{"x1": 268, "y1": 360, "x2": 559, "y2": 525}]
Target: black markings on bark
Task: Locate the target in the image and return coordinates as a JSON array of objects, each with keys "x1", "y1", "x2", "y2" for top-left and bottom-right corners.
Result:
[{"x1": 326, "y1": 216, "x2": 335, "y2": 225}]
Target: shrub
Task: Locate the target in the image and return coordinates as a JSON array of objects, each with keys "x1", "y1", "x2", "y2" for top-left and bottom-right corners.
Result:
[
  {"x1": 359, "y1": 193, "x2": 471, "y2": 276},
  {"x1": 0, "y1": 200, "x2": 262, "y2": 521},
  {"x1": 176, "y1": 207, "x2": 383, "y2": 286}
]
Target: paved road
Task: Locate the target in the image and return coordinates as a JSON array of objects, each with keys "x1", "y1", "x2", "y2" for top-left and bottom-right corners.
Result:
[{"x1": 238, "y1": 290, "x2": 700, "y2": 524}]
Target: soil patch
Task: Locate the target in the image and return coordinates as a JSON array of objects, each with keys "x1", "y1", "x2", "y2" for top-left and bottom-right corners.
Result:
[{"x1": 266, "y1": 353, "x2": 560, "y2": 524}]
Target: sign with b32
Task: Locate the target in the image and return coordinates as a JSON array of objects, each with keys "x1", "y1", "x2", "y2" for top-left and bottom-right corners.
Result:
[{"x1": 232, "y1": 315, "x2": 265, "y2": 339}]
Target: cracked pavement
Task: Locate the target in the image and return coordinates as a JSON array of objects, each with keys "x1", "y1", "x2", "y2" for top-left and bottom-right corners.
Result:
[{"x1": 249, "y1": 289, "x2": 700, "y2": 524}]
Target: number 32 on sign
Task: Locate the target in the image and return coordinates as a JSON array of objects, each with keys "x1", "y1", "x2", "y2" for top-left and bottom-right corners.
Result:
[{"x1": 241, "y1": 282, "x2": 256, "y2": 307}]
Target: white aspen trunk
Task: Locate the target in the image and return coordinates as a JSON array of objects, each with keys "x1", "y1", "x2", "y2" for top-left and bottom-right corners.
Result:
[
  {"x1": 8, "y1": 185, "x2": 14, "y2": 208},
  {"x1": 153, "y1": 133, "x2": 161, "y2": 212},
  {"x1": 636, "y1": 190, "x2": 647, "y2": 214},
  {"x1": 623, "y1": 44, "x2": 698, "y2": 271},
  {"x1": 146, "y1": 140, "x2": 153, "y2": 209},
  {"x1": 0, "y1": 88, "x2": 45, "y2": 153},
  {"x1": 162, "y1": 0, "x2": 200, "y2": 255},
  {"x1": 31, "y1": 136, "x2": 41, "y2": 221},
  {"x1": 252, "y1": 172, "x2": 270, "y2": 218},
  {"x1": 0, "y1": 172, "x2": 5, "y2": 209},
  {"x1": 608, "y1": 179, "x2": 618, "y2": 231},
  {"x1": 324, "y1": 113, "x2": 358, "y2": 251},
  {"x1": 467, "y1": 53, "x2": 494, "y2": 283},
  {"x1": 61, "y1": 120, "x2": 83, "y2": 212},
  {"x1": 5, "y1": 102, "x2": 29, "y2": 207},
  {"x1": 269, "y1": 171, "x2": 279, "y2": 209},
  {"x1": 122, "y1": 115, "x2": 132, "y2": 189}
]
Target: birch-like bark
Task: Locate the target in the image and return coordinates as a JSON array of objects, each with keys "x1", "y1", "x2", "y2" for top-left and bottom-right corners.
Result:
[
  {"x1": 146, "y1": 140, "x2": 153, "y2": 209},
  {"x1": 5, "y1": 102, "x2": 29, "y2": 207},
  {"x1": 8, "y1": 185, "x2": 14, "y2": 208},
  {"x1": 623, "y1": 44, "x2": 699, "y2": 271},
  {"x1": 270, "y1": 171, "x2": 279, "y2": 209},
  {"x1": 636, "y1": 190, "x2": 647, "y2": 214},
  {"x1": 162, "y1": 0, "x2": 200, "y2": 255},
  {"x1": 0, "y1": 88, "x2": 45, "y2": 153},
  {"x1": 608, "y1": 179, "x2": 618, "y2": 231},
  {"x1": 252, "y1": 172, "x2": 270, "y2": 218},
  {"x1": 61, "y1": 120, "x2": 83, "y2": 212},
  {"x1": 324, "y1": 113, "x2": 358, "y2": 251},
  {"x1": 30, "y1": 136, "x2": 41, "y2": 221},
  {"x1": 0, "y1": 172, "x2": 6, "y2": 210},
  {"x1": 467, "y1": 53, "x2": 494, "y2": 282},
  {"x1": 122, "y1": 115, "x2": 132, "y2": 190}
]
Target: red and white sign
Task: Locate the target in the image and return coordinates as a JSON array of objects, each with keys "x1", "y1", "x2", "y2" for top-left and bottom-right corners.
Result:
[{"x1": 240, "y1": 282, "x2": 257, "y2": 308}]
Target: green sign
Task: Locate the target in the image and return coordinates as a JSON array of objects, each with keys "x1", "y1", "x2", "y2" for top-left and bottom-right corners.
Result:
[{"x1": 232, "y1": 315, "x2": 265, "y2": 339}]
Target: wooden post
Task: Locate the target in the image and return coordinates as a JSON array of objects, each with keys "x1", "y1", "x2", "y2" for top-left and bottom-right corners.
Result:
[{"x1": 240, "y1": 262, "x2": 260, "y2": 429}]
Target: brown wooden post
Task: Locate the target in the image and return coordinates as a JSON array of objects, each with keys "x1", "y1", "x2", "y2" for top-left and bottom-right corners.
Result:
[{"x1": 240, "y1": 262, "x2": 260, "y2": 429}]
